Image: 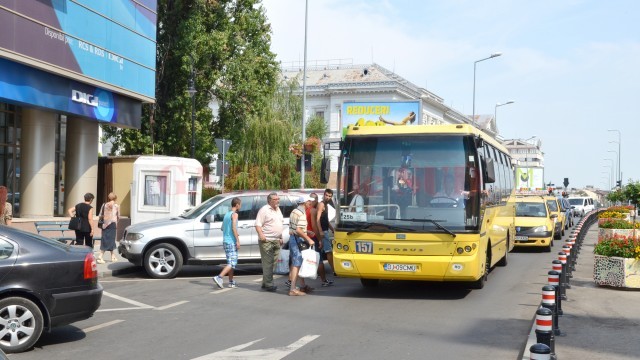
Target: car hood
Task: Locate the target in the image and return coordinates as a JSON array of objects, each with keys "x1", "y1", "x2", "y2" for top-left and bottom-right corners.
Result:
[
  {"x1": 126, "y1": 217, "x2": 194, "y2": 232},
  {"x1": 515, "y1": 217, "x2": 550, "y2": 227}
]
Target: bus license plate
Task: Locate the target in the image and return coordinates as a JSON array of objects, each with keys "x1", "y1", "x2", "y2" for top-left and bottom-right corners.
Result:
[
  {"x1": 355, "y1": 241, "x2": 373, "y2": 254},
  {"x1": 384, "y1": 263, "x2": 417, "y2": 272},
  {"x1": 515, "y1": 236, "x2": 529, "y2": 241}
]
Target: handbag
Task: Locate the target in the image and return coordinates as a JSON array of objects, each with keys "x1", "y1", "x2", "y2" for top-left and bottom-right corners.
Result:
[
  {"x1": 97, "y1": 204, "x2": 105, "y2": 229},
  {"x1": 295, "y1": 235, "x2": 310, "y2": 251},
  {"x1": 298, "y1": 247, "x2": 319, "y2": 279},
  {"x1": 274, "y1": 249, "x2": 290, "y2": 275},
  {"x1": 68, "y1": 206, "x2": 81, "y2": 231}
]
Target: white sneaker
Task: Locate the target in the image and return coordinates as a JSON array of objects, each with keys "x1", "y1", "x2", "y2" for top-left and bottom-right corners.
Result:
[
  {"x1": 213, "y1": 276, "x2": 223, "y2": 289},
  {"x1": 228, "y1": 281, "x2": 238, "y2": 288}
]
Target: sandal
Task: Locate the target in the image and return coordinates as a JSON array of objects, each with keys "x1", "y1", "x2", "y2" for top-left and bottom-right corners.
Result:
[
  {"x1": 111, "y1": 256, "x2": 118, "y2": 262},
  {"x1": 96, "y1": 258, "x2": 105, "y2": 264},
  {"x1": 288, "y1": 289, "x2": 306, "y2": 296},
  {"x1": 300, "y1": 285, "x2": 314, "y2": 293}
]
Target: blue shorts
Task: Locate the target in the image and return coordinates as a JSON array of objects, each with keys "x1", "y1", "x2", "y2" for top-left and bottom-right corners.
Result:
[
  {"x1": 322, "y1": 230, "x2": 333, "y2": 253},
  {"x1": 289, "y1": 236, "x2": 303, "y2": 267},
  {"x1": 223, "y1": 243, "x2": 238, "y2": 269}
]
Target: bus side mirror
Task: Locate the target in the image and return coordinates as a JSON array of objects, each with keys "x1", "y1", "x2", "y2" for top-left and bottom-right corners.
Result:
[
  {"x1": 482, "y1": 157, "x2": 496, "y2": 183},
  {"x1": 320, "y1": 158, "x2": 330, "y2": 184}
]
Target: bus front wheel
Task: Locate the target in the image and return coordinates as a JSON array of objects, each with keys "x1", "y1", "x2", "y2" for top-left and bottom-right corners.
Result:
[
  {"x1": 360, "y1": 279, "x2": 379, "y2": 288},
  {"x1": 469, "y1": 249, "x2": 490, "y2": 289}
]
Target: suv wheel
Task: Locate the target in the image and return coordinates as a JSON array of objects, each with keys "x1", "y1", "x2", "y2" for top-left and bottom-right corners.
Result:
[
  {"x1": 0, "y1": 297, "x2": 44, "y2": 353},
  {"x1": 144, "y1": 243, "x2": 183, "y2": 279}
]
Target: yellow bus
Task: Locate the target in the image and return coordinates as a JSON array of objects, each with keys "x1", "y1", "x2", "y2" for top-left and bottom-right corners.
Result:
[{"x1": 333, "y1": 124, "x2": 515, "y2": 289}]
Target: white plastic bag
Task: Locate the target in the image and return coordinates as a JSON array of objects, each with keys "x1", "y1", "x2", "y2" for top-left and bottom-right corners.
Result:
[
  {"x1": 298, "y1": 247, "x2": 319, "y2": 279},
  {"x1": 274, "y1": 248, "x2": 290, "y2": 275}
]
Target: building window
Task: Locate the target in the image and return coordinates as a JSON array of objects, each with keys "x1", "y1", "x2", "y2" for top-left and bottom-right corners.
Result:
[
  {"x1": 188, "y1": 176, "x2": 198, "y2": 206},
  {"x1": 144, "y1": 175, "x2": 167, "y2": 207},
  {"x1": 315, "y1": 111, "x2": 325, "y2": 119}
]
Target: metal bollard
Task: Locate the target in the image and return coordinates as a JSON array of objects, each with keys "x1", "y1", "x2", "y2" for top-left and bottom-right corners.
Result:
[
  {"x1": 530, "y1": 343, "x2": 552, "y2": 359},
  {"x1": 535, "y1": 307, "x2": 556, "y2": 359},
  {"x1": 562, "y1": 245, "x2": 574, "y2": 277},
  {"x1": 558, "y1": 252, "x2": 571, "y2": 288},
  {"x1": 547, "y1": 270, "x2": 563, "y2": 315},
  {"x1": 564, "y1": 240, "x2": 576, "y2": 271},
  {"x1": 541, "y1": 284, "x2": 562, "y2": 336},
  {"x1": 552, "y1": 259, "x2": 567, "y2": 300}
]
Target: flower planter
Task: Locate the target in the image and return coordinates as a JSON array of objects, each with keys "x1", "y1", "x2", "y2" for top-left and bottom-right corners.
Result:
[
  {"x1": 597, "y1": 228, "x2": 637, "y2": 242},
  {"x1": 593, "y1": 255, "x2": 640, "y2": 288}
]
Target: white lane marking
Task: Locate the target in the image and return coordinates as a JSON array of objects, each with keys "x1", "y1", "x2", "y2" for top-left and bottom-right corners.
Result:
[
  {"x1": 253, "y1": 278, "x2": 262, "y2": 282},
  {"x1": 154, "y1": 301, "x2": 189, "y2": 310},
  {"x1": 96, "y1": 307, "x2": 154, "y2": 312},
  {"x1": 191, "y1": 335, "x2": 320, "y2": 360},
  {"x1": 82, "y1": 320, "x2": 124, "y2": 333},
  {"x1": 103, "y1": 291, "x2": 154, "y2": 309},
  {"x1": 210, "y1": 288, "x2": 233, "y2": 294}
]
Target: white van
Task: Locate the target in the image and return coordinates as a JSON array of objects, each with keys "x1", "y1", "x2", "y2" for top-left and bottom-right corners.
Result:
[{"x1": 567, "y1": 197, "x2": 594, "y2": 217}]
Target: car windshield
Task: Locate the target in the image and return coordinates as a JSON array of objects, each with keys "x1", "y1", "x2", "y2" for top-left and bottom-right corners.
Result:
[
  {"x1": 568, "y1": 198, "x2": 583, "y2": 205},
  {"x1": 337, "y1": 134, "x2": 481, "y2": 232},
  {"x1": 181, "y1": 195, "x2": 226, "y2": 219},
  {"x1": 546, "y1": 200, "x2": 558, "y2": 212},
  {"x1": 516, "y1": 202, "x2": 548, "y2": 217}
]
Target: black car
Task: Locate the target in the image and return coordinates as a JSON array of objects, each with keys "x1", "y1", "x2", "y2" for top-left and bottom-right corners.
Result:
[{"x1": 0, "y1": 226, "x2": 103, "y2": 353}]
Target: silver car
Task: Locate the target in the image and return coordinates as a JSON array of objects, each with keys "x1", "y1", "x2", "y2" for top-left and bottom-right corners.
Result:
[{"x1": 118, "y1": 190, "x2": 303, "y2": 279}]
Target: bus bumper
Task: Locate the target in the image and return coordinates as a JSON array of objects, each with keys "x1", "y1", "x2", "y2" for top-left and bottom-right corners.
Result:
[{"x1": 333, "y1": 253, "x2": 482, "y2": 282}]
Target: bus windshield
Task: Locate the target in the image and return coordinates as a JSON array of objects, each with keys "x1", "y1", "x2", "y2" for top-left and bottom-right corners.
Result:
[{"x1": 337, "y1": 134, "x2": 481, "y2": 233}]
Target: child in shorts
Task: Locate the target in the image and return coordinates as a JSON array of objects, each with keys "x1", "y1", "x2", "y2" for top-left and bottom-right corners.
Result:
[{"x1": 213, "y1": 197, "x2": 241, "y2": 288}]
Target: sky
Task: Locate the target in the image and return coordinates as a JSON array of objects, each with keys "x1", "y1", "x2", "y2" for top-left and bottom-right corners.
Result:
[{"x1": 261, "y1": 0, "x2": 640, "y2": 190}]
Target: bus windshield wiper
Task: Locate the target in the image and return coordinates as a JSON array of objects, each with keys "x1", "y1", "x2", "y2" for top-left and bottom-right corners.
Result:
[
  {"x1": 346, "y1": 222, "x2": 415, "y2": 235},
  {"x1": 402, "y1": 218, "x2": 457, "y2": 238}
]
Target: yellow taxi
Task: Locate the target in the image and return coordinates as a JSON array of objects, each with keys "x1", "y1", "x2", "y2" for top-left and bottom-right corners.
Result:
[
  {"x1": 513, "y1": 195, "x2": 558, "y2": 252},
  {"x1": 544, "y1": 196, "x2": 565, "y2": 239}
]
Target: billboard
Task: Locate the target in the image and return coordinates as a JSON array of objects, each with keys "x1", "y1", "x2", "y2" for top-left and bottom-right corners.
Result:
[
  {"x1": 0, "y1": 0, "x2": 157, "y2": 102},
  {"x1": 341, "y1": 100, "x2": 421, "y2": 137},
  {"x1": 516, "y1": 167, "x2": 545, "y2": 190}
]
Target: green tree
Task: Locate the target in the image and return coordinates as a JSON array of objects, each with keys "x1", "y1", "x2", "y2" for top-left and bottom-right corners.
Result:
[{"x1": 102, "y1": 0, "x2": 278, "y2": 168}]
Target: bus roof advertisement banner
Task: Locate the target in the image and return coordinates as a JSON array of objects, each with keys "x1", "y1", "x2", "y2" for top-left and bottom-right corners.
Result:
[
  {"x1": 341, "y1": 101, "x2": 421, "y2": 137},
  {"x1": 516, "y1": 167, "x2": 545, "y2": 190},
  {"x1": 0, "y1": 1, "x2": 156, "y2": 102}
]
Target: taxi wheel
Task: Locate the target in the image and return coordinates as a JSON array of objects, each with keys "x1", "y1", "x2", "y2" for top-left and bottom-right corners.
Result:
[{"x1": 544, "y1": 239, "x2": 553, "y2": 252}]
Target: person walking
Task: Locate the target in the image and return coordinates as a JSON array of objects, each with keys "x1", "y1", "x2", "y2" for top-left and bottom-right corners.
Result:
[
  {"x1": 316, "y1": 188, "x2": 336, "y2": 278},
  {"x1": 255, "y1": 192, "x2": 284, "y2": 292},
  {"x1": 288, "y1": 195, "x2": 315, "y2": 296},
  {"x1": 0, "y1": 186, "x2": 12, "y2": 226},
  {"x1": 213, "y1": 197, "x2": 241, "y2": 289},
  {"x1": 67, "y1": 193, "x2": 95, "y2": 248},
  {"x1": 97, "y1": 192, "x2": 120, "y2": 264}
]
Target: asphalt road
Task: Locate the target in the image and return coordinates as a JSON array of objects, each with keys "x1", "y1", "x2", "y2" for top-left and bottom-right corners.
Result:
[{"x1": 8, "y1": 240, "x2": 568, "y2": 360}]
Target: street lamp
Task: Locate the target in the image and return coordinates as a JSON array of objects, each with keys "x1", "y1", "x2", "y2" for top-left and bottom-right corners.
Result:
[
  {"x1": 186, "y1": 56, "x2": 197, "y2": 159},
  {"x1": 606, "y1": 150, "x2": 617, "y2": 185},
  {"x1": 494, "y1": 100, "x2": 514, "y2": 125},
  {"x1": 608, "y1": 129, "x2": 621, "y2": 185},
  {"x1": 472, "y1": 52, "x2": 502, "y2": 125}
]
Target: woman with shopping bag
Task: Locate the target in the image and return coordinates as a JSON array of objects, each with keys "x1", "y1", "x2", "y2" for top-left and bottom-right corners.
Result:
[{"x1": 287, "y1": 195, "x2": 315, "y2": 296}]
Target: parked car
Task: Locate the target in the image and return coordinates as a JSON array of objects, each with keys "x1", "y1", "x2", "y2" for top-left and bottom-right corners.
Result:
[
  {"x1": 567, "y1": 197, "x2": 595, "y2": 217},
  {"x1": 0, "y1": 226, "x2": 102, "y2": 353},
  {"x1": 119, "y1": 190, "x2": 306, "y2": 279}
]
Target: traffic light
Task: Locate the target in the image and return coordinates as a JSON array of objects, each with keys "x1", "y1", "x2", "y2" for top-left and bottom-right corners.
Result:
[
  {"x1": 563, "y1": 178, "x2": 569, "y2": 188},
  {"x1": 616, "y1": 180, "x2": 622, "y2": 187}
]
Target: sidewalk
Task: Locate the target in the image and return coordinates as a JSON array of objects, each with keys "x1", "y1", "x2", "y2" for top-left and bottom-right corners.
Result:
[
  {"x1": 522, "y1": 223, "x2": 640, "y2": 359},
  {"x1": 12, "y1": 218, "x2": 140, "y2": 278}
]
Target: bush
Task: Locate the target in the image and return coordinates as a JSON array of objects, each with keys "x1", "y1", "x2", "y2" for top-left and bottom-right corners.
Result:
[
  {"x1": 608, "y1": 205, "x2": 633, "y2": 213},
  {"x1": 594, "y1": 234, "x2": 640, "y2": 259},
  {"x1": 598, "y1": 211, "x2": 626, "y2": 219},
  {"x1": 598, "y1": 219, "x2": 640, "y2": 229},
  {"x1": 202, "y1": 187, "x2": 221, "y2": 202}
]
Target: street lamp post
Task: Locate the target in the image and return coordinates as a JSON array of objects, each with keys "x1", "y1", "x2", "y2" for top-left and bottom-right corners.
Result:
[
  {"x1": 603, "y1": 158, "x2": 614, "y2": 189},
  {"x1": 600, "y1": 173, "x2": 611, "y2": 190},
  {"x1": 187, "y1": 56, "x2": 197, "y2": 159},
  {"x1": 606, "y1": 151, "x2": 617, "y2": 186},
  {"x1": 494, "y1": 100, "x2": 514, "y2": 126},
  {"x1": 472, "y1": 52, "x2": 502, "y2": 125},
  {"x1": 608, "y1": 129, "x2": 621, "y2": 185},
  {"x1": 300, "y1": 0, "x2": 309, "y2": 189}
]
